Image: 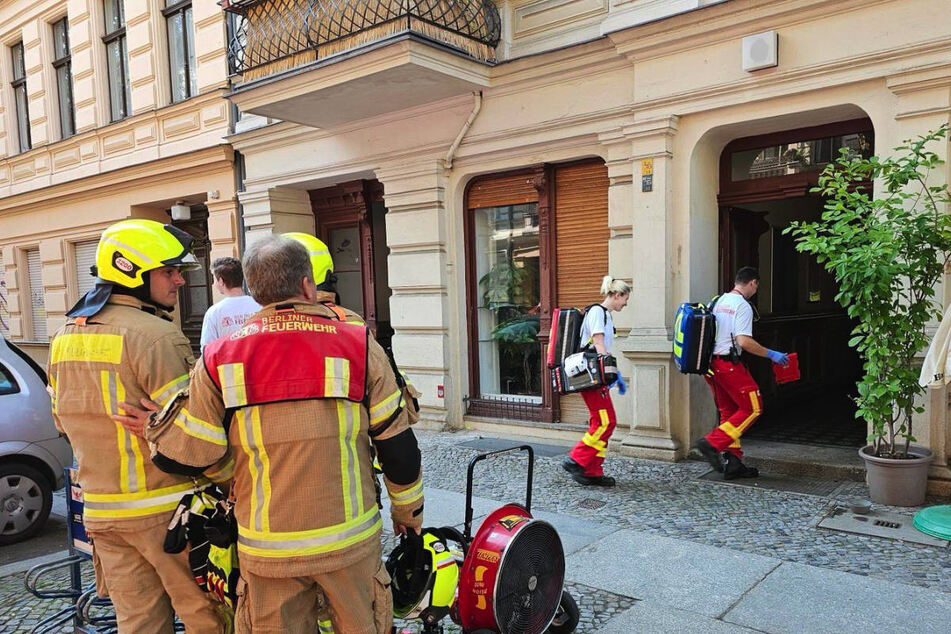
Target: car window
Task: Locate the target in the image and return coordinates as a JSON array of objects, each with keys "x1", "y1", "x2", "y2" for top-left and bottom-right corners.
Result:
[{"x1": 0, "y1": 363, "x2": 19, "y2": 395}]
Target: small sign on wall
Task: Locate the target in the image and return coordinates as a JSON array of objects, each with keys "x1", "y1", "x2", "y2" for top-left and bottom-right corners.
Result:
[{"x1": 641, "y1": 158, "x2": 653, "y2": 192}]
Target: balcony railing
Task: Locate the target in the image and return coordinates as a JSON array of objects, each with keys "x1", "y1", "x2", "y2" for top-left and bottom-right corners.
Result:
[{"x1": 223, "y1": 0, "x2": 501, "y2": 80}]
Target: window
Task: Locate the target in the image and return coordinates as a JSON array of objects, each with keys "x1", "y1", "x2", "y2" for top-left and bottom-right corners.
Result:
[
  {"x1": 0, "y1": 363, "x2": 19, "y2": 396},
  {"x1": 26, "y1": 249, "x2": 46, "y2": 341},
  {"x1": 473, "y1": 203, "x2": 542, "y2": 401},
  {"x1": 164, "y1": 0, "x2": 197, "y2": 102},
  {"x1": 11, "y1": 42, "x2": 31, "y2": 152},
  {"x1": 0, "y1": 252, "x2": 9, "y2": 336},
  {"x1": 103, "y1": 0, "x2": 131, "y2": 121},
  {"x1": 52, "y1": 18, "x2": 76, "y2": 138},
  {"x1": 74, "y1": 241, "x2": 99, "y2": 299}
]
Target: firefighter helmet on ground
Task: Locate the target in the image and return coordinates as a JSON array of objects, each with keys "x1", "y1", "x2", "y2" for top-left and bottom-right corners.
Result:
[
  {"x1": 386, "y1": 527, "x2": 459, "y2": 623},
  {"x1": 283, "y1": 232, "x2": 334, "y2": 288},
  {"x1": 95, "y1": 219, "x2": 199, "y2": 288}
]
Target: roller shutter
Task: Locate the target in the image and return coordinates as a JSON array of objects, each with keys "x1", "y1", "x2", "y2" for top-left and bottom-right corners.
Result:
[
  {"x1": 27, "y1": 249, "x2": 47, "y2": 340},
  {"x1": 0, "y1": 252, "x2": 8, "y2": 335},
  {"x1": 554, "y1": 161, "x2": 610, "y2": 424},
  {"x1": 467, "y1": 173, "x2": 538, "y2": 209},
  {"x1": 75, "y1": 241, "x2": 98, "y2": 299}
]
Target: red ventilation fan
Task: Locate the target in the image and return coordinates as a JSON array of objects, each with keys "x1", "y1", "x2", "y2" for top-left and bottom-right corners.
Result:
[{"x1": 453, "y1": 446, "x2": 578, "y2": 634}]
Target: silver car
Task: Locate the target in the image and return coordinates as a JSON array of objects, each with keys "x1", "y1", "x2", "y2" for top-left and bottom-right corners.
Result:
[{"x1": 0, "y1": 334, "x2": 72, "y2": 544}]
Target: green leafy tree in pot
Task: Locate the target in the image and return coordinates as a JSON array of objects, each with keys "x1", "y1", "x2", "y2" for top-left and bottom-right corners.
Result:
[{"x1": 785, "y1": 125, "x2": 951, "y2": 459}]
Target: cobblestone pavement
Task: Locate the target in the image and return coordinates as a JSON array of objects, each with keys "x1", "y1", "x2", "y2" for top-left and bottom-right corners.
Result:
[
  {"x1": 414, "y1": 430, "x2": 951, "y2": 593},
  {"x1": 2, "y1": 428, "x2": 948, "y2": 633}
]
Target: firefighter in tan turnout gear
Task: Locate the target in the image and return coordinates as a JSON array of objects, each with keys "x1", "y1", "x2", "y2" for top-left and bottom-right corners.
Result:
[
  {"x1": 47, "y1": 219, "x2": 229, "y2": 633},
  {"x1": 143, "y1": 235, "x2": 424, "y2": 634}
]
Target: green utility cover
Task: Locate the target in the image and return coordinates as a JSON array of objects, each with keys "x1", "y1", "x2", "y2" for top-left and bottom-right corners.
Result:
[{"x1": 913, "y1": 505, "x2": 951, "y2": 541}]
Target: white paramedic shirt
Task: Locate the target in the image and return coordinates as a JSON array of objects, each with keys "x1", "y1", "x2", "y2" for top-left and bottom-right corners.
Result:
[
  {"x1": 580, "y1": 304, "x2": 615, "y2": 353},
  {"x1": 711, "y1": 291, "x2": 753, "y2": 356},
  {"x1": 200, "y1": 295, "x2": 261, "y2": 350}
]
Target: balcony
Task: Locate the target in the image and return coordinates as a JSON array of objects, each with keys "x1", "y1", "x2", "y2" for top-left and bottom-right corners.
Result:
[{"x1": 223, "y1": 0, "x2": 501, "y2": 128}]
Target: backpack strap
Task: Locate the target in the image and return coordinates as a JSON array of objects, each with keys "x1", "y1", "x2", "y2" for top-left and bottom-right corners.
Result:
[{"x1": 320, "y1": 301, "x2": 348, "y2": 321}]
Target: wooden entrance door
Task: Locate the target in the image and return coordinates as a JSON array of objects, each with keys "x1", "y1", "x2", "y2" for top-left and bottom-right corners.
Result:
[
  {"x1": 717, "y1": 119, "x2": 873, "y2": 445},
  {"x1": 173, "y1": 206, "x2": 212, "y2": 356},
  {"x1": 309, "y1": 180, "x2": 392, "y2": 350}
]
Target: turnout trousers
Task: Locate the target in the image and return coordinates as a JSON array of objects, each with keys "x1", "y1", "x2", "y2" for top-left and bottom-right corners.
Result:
[
  {"x1": 703, "y1": 357, "x2": 763, "y2": 459},
  {"x1": 234, "y1": 545, "x2": 392, "y2": 634},
  {"x1": 568, "y1": 385, "x2": 617, "y2": 477},
  {"x1": 89, "y1": 518, "x2": 225, "y2": 634}
]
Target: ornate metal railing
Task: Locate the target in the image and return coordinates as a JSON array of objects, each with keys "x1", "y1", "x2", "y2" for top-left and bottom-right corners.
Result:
[{"x1": 222, "y1": 0, "x2": 501, "y2": 80}]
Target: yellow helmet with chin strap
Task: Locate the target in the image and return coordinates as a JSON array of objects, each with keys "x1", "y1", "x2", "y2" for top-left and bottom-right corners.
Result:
[
  {"x1": 283, "y1": 232, "x2": 334, "y2": 288},
  {"x1": 95, "y1": 219, "x2": 200, "y2": 289}
]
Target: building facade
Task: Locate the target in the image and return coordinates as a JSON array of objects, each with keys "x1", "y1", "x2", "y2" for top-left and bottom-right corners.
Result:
[
  {"x1": 0, "y1": 0, "x2": 240, "y2": 360},
  {"x1": 3, "y1": 0, "x2": 950, "y2": 494},
  {"x1": 222, "y1": 0, "x2": 951, "y2": 493}
]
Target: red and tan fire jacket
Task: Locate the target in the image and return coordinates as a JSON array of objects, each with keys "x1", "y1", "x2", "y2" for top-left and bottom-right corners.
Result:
[
  {"x1": 146, "y1": 301, "x2": 424, "y2": 577},
  {"x1": 47, "y1": 294, "x2": 233, "y2": 530}
]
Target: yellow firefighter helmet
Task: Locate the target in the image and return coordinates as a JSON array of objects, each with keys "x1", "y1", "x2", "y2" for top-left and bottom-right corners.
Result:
[
  {"x1": 95, "y1": 219, "x2": 199, "y2": 289},
  {"x1": 283, "y1": 232, "x2": 334, "y2": 287}
]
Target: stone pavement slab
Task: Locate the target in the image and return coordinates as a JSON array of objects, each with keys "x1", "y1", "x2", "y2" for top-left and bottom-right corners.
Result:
[
  {"x1": 600, "y1": 600, "x2": 761, "y2": 633},
  {"x1": 566, "y1": 529, "x2": 780, "y2": 618},
  {"x1": 723, "y1": 561, "x2": 951, "y2": 634},
  {"x1": 529, "y1": 508, "x2": 621, "y2": 556}
]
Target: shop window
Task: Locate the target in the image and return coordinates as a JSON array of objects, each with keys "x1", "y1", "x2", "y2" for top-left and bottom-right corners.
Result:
[
  {"x1": 52, "y1": 17, "x2": 75, "y2": 139},
  {"x1": 473, "y1": 203, "x2": 542, "y2": 401},
  {"x1": 11, "y1": 42, "x2": 31, "y2": 152},
  {"x1": 164, "y1": 0, "x2": 197, "y2": 102},
  {"x1": 103, "y1": 0, "x2": 131, "y2": 121},
  {"x1": 26, "y1": 249, "x2": 47, "y2": 341},
  {"x1": 465, "y1": 160, "x2": 609, "y2": 423}
]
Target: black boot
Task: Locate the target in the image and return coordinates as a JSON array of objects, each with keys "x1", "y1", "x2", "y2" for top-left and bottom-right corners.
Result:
[
  {"x1": 571, "y1": 473, "x2": 616, "y2": 487},
  {"x1": 723, "y1": 453, "x2": 759, "y2": 480},
  {"x1": 694, "y1": 438, "x2": 725, "y2": 473},
  {"x1": 562, "y1": 456, "x2": 584, "y2": 476}
]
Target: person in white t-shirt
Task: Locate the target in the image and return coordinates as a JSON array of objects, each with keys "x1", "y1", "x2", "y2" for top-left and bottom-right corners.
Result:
[
  {"x1": 695, "y1": 266, "x2": 789, "y2": 480},
  {"x1": 562, "y1": 275, "x2": 630, "y2": 487},
  {"x1": 200, "y1": 257, "x2": 261, "y2": 351}
]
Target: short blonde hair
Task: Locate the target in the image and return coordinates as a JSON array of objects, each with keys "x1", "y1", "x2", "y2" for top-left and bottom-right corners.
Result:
[{"x1": 600, "y1": 275, "x2": 631, "y2": 298}]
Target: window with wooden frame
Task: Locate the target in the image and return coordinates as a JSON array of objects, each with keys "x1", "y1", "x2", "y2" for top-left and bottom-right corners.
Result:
[
  {"x1": 52, "y1": 17, "x2": 76, "y2": 139},
  {"x1": 464, "y1": 159, "x2": 609, "y2": 423},
  {"x1": 164, "y1": 0, "x2": 197, "y2": 103},
  {"x1": 103, "y1": 0, "x2": 131, "y2": 121},
  {"x1": 11, "y1": 42, "x2": 31, "y2": 153},
  {"x1": 26, "y1": 248, "x2": 47, "y2": 341}
]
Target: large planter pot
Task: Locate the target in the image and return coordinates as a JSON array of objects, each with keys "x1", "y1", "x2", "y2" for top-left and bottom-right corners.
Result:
[{"x1": 859, "y1": 445, "x2": 933, "y2": 506}]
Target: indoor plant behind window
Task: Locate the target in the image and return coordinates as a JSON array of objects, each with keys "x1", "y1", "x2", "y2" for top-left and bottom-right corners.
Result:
[{"x1": 786, "y1": 125, "x2": 951, "y2": 506}]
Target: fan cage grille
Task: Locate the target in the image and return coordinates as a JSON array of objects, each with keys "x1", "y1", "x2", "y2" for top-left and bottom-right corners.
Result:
[{"x1": 494, "y1": 520, "x2": 565, "y2": 634}]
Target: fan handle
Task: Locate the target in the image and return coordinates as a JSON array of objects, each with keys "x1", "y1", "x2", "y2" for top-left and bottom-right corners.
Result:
[{"x1": 463, "y1": 444, "x2": 535, "y2": 543}]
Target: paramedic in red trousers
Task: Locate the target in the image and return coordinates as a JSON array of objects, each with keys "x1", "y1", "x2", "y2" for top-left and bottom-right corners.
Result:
[
  {"x1": 137, "y1": 235, "x2": 423, "y2": 633},
  {"x1": 695, "y1": 266, "x2": 790, "y2": 480},
  {"x1": 561, "y1": 275, "x2": 630, "y2": 486}
]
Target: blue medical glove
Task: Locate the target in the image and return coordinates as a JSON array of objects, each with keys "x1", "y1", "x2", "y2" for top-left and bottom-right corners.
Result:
[
  {"x1": 767, "y1": 349, "x2": 790, "y2": 366},
  {"x1": 614, "y1": 375, "x2": 627, "y2": 395}
]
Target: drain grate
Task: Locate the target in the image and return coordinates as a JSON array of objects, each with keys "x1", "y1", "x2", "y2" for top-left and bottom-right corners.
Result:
[
  {"x1": 818, "y1": 506, "x2": 950, "y2": 547},
  {"x1": 698, "y1": 470, "x2": 844, "y2": 497},
  {"x1": 577, "y1": 498, "x2": 607, "y2": 510}
]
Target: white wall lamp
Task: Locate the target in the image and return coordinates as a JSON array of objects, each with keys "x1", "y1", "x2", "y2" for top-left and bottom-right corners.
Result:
[{"x1": 170, "y1": 201, "x2": 191, "y2": 221}]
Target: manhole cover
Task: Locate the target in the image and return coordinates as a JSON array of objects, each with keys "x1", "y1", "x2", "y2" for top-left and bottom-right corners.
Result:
[
  {"x1": 698, "y1": 470, "x2": 844, "y2": 496},
  {"x1": 818, "y1": 506, "x2": 950, "y2": 547},
  {"x1": 577, "y1": 498, "x2": 606, "y2": 510}
]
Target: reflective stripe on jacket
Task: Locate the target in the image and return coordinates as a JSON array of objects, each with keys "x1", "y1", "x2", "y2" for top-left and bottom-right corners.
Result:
[
  {"x1": 146, "y1": 301, "x2": 422, "y2": 577},
  {"x1": 47, "y1": 295, "x2": 223, "y2": 528}
]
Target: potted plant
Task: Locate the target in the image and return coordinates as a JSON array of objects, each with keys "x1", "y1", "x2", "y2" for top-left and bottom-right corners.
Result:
[{"x1": 786, "y1": 125, "x2": 951, "y2": 506}]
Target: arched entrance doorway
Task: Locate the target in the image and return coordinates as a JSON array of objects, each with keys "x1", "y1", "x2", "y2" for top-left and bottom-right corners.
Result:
[{"x1": 717, "y1": 118, "x2": 873, "y2": 448}]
